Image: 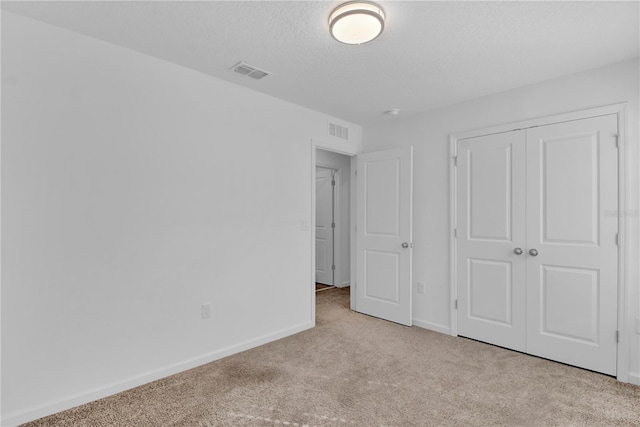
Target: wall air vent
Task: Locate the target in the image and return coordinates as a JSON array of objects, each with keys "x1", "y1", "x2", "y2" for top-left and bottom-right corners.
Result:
[
  {"x1": 329, "y1": 121, "x2": 350, "y2": 140},
  {"x1": 230, "y1": 62, "x2": 272, "y2": 80}
]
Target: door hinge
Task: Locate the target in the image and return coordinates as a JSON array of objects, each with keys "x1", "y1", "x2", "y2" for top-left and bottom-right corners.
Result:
[
  {"x1": 453, "y1": 156, "x2": 458, "y2": 167},
  {"x1": 332, "y1": 179, "x2": 336, "y2": 186},
  {"x1": 355, "y1": 170, "x2": 357, "y2": 176},
  {"x1": 454, "y1": 299, "x2": 458, "y2": 309},
  {"x1": 332, "y1": 264, "x2": 336, "y2": 271},
  {"x1": 616, "y1": 233, "x2": 620, "y2": 246},
  {"x1": 615, "y1": 134, "x2": 619, "y2": 148},
  {"x1": 332, "y1": 222, "x2": 336, "y2": 229},
  {"x1": 616, "y1": 330, "x2": 619, "y2": 343},
  {"x1": 454, "y1": 228, "x2": 457, "y2": 238}
]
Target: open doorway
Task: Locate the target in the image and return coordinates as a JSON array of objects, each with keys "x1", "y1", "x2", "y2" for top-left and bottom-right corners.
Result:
[
  {"x1": 312, "y1": 144, "x2": 414, "y2": 325},
  {"x1": 314, "y1": 148, "x2": 352, "y2": 302}
]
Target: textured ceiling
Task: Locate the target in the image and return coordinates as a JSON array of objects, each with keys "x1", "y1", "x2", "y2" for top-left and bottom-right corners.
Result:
[{"x1": 3, "y1": 1, "x2": 639, "y2": 125}]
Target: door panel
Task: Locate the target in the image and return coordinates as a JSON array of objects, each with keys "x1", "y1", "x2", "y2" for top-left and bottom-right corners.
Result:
[
  {"x1": 541, "y1": 134, "x2": 599, "y2": 245},
  {"x1": 468, "y1": 258, "x2": 513, "y2": 325},
  {"x1": 457, "y1": 130, "x2": 526, "y2": 351},
  {"x1": 526, "y1": 115, "x2": 618, "y2": 375},
  {"x1": 365, "y1": 159, "x2": 400, "y2": 235},
  {"x1": 541, "y1": 265, "x2": 599, "y2": 344},
  {"x1": 364, "y1": 250, "x2": 400, "y2": 303},
  {"x1": 356, "y1": 147, "x2": 412, "y2": 326},
  {"x1": 315, "y1": 168, "x2": 334, "y2": 285},
  {"x1": 469, "y1": 145, "x2": 513, "y2": 241}
]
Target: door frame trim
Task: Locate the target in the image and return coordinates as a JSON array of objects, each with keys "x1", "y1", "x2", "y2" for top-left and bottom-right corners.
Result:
[{"x1": 449, "y1": 103, "x2": 630, "y2": 382}]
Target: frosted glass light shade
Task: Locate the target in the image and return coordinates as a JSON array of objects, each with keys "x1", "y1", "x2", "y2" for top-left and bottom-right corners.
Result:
[{"x1": 329, "y1": 1, "x2": 385, "y2": 45}]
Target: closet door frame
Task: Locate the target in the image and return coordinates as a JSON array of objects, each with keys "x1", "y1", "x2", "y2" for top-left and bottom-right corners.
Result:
[{"x1": 449, "y1": 103, "x2": 630, "y2": 382}]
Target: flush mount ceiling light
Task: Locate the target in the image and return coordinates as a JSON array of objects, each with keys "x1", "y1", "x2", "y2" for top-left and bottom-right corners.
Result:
[{"x1": 329, "y1": 1, "x2": 385, "y2": 45}]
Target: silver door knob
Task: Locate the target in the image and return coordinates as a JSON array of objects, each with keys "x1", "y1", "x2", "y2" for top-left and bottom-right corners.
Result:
[
  {"x1": 529, "y1": 248, "x2": 539, "y2": 256},
  {"x1": 514, "y1": 248, "x2": 523, "y2": 255},
  {"x1": 402, "y1": 242, "x2": 409, "y2": 249}
]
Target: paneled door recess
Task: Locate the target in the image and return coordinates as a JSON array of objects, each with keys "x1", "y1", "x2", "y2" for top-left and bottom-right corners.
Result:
[{"x1": 457, "y1": 114, "x2": 619, "y2": 376}]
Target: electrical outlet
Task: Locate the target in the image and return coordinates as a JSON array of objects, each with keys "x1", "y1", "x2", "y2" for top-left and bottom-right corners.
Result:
[
  {"x1": 417, "y1": 281, "x2": 425, "y2": 294},
  {"x1": 201, "y1": 303, "x2": 212, "y2": 319}
]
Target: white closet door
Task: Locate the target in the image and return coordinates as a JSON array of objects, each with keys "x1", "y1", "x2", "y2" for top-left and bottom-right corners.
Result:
[
  {"x1": 525, "y1": 115, "x2": 619, "y2": 375},
  {"x1": 457, "y1": 130, "x2": 527, "y2": 351}
]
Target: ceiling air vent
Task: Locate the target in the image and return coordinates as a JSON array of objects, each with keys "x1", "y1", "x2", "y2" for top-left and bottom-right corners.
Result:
[
  {"x1": 329, "y1": 121, "x2": 349, "y2": 141},
  {"x1": 230, "y1": 61, "x2": 272, "y2": 80}
]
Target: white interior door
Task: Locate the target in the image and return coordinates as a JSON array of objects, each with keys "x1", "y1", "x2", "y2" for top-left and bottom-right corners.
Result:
[
  {"x1": 456, "y1": 114, "x2": 619, "y2": 376},
  {"x1": 457, "y1": 130, "x2": 527, "y2": 351},
  {"x1": 355, "y1": 147, "x2": 413, "y2": 326},
  {"x1": 525, "y1": 115, "x2": 619, "y2": 375},
  {"x1": 315, "y1": 167, "x2": 334, "y2": 285}
]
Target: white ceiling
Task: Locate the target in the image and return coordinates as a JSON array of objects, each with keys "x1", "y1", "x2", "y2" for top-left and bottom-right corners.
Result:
[{"x1": 3, "y1": 1, "x2": 639, "y2": 125}]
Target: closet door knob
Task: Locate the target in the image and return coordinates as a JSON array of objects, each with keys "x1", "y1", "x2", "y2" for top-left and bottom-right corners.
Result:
[
  {"x1": 529, "y1": 248, "x2": 539, "y2": 256},
  {"x1": 514, "y1": 248, "x2": 523, "y2": 255}
]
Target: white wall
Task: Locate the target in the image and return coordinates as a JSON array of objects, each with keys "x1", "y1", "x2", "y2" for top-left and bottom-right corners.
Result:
[
  {"x1": 363, "y1": 59, "x2": 640, "y2": 383},
  {"x1": 0, "y1": 12, "x2": 361, "y2": 425},
  {"x1": 316, "y1": 149, "x2": 351, "y2": 287}
]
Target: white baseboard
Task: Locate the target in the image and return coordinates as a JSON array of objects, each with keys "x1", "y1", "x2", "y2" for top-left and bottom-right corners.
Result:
[
  {"x1": 629, "y1": 372, "x2": 640, "y2": 386},
  {"x1": 412, "y1": 318, "x2": 451, "y2": 335},
  {"x1": 1, "y1": 321, "x2": 313, "y2": 427},
  {"x1": 336, "y1": 281, "x2": 350, "y2": 288}
]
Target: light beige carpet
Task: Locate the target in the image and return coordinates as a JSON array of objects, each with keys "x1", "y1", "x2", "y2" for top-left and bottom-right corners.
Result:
[{"x1": 23, "y1": 288, "x2": 640, "y2": 426}]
